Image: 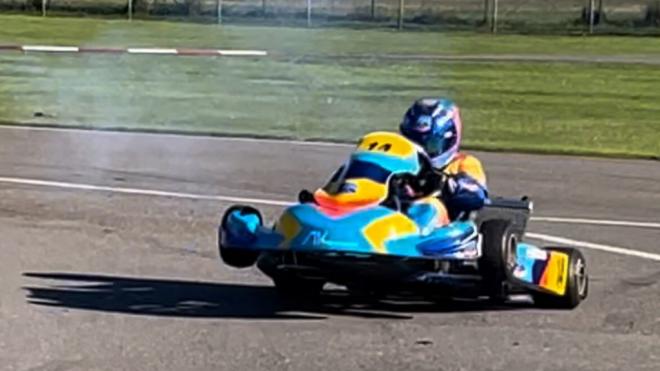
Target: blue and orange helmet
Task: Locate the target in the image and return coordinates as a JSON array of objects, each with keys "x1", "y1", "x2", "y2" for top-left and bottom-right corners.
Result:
[{"x1": 399, "y1": 98, "x2": 463, "y2": 169}]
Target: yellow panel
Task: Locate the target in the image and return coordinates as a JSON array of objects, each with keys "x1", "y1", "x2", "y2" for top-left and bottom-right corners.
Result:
[
  {"x1": 362, "y1": 213, "x2": 419, "y2": 254},
  {"x1": 540, "y1": 252, "x2": 570, "y2": 296},
  {"x1": 315, "y1": 178, "x2": 388, "y2": 208},
  {"x1": 275, "y1": 211, "x2": 300, "y2": 249},
  {"x1": 356, "y1": 131, "x2": 417, "y2": 159}
]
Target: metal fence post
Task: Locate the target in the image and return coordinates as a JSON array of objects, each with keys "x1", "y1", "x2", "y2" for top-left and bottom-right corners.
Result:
[
  {"x1": 41, "y1": 0, "x2": 47, "y2": 17},
  {"x1": 128, "y1": 0, "x2": 133, "y2": 21},
  {"x1": 307, "y1": 0, "x2": 312, "y2": 27},
  {"x1": 491, "y1": 0, "x2": 498, "y2": 33},
  {"x1": 398, "y1": 0, "x2": 404, "y2": 29},
  {"x1": 217, "y1": 0, "x2": 223, "y2": 24}
]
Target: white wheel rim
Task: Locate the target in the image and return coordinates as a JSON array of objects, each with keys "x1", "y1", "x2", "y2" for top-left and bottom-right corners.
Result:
[{"x1": 575, "y1": 258, "x2": 587, "y2": 297}]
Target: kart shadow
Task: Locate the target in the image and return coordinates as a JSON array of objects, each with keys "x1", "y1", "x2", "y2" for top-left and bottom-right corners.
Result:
[{"x1": 23, "y1": 272, "x2": 531, "y2": 320}]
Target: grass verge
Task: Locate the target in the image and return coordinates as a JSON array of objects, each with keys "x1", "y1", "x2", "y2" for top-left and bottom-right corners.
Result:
[
  {"x1": 1, "y1": 15, "x2": 659, "y2": 159},
  {"x1": 2, "y1": 14, "x2": 660, "y2": 56},
  {"x1": 1, "y1": 50, "x2": 658, "y2": 159}
]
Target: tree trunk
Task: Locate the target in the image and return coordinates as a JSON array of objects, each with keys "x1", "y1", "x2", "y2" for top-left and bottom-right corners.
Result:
[{"x1": 483, "y1": 0, "x2": 490, "y2": 26}]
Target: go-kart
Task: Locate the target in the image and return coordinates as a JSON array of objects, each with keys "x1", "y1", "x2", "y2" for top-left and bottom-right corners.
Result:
[{"x1": 218, "y1": 131, "x2": 588, "y2": 309}]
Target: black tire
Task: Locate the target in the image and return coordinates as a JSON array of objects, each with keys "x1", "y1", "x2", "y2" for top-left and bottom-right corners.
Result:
[
  {"x1": 532, "y1": 247, "x2": 588, "y2": 309},
  {"x1": 478, "y1": 220, "x2": 518, "y2": 302},
  {"x1": 218, "y1": 205, "x2": 261, "y2": 268}
]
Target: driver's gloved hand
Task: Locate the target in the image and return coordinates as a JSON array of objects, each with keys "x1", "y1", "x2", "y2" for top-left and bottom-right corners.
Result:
[
  {"x1": 446, "y1": 176, "x2": 459, "y2": 194},
  {"x1": 443, "y1": 173, "x2": 488, "y2": 212}
]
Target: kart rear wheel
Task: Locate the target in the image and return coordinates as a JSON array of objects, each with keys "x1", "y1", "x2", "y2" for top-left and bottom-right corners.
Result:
[
  {"x1": 478, "y1": 220, "x2": 518, "y2": 302},
  {"x1": 532, "y1": 247, "x2": 588, "y2": 309},
  {"x1": 218, "y1": 205, "x2": 261, "y2": 268}
]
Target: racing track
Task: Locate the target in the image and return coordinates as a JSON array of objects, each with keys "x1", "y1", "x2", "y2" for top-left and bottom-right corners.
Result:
[{"x1": 0, "y1": 126, "x2": 658, "y2": 371}]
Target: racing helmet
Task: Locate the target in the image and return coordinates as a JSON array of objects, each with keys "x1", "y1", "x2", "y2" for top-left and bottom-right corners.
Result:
[{"x1": 399, "y1": 98, "x2": 463, "y2": 169}]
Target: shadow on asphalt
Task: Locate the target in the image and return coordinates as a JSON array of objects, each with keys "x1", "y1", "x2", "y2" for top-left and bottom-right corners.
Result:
[{"x1": 23, "y1": 272, "x2": 530, "y2": 320}]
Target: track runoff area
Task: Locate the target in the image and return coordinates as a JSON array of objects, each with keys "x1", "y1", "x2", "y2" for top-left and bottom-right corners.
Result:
[{"x1": 0, "y1": 125, "x2": 658, "y2": 264}]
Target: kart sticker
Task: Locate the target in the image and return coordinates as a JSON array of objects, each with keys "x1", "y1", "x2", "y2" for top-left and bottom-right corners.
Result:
[
  {"x1": 356, "y1": 131, "x2": 417, "y2": 158},
  {"x1": 526, "y1": 248, "x2": 548, "y2": 261},
  {"x1": 513, "y1": 265, "x2": 526, "y2": 279},
  {"x1": 362, "y1": 213, "x2": 419, "y2": 254},
  {"x1": 539, "y1": 252, "x2": 570, "y2": 296},
  {"x1": 275, "y1": 211, "x2": 300, "y2": 248}
]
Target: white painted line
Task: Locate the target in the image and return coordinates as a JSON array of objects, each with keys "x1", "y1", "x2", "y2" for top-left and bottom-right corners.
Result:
[
  {"x1": 1, "y1": 175, "x2": 659, "y2": 262},
  {"x1": 127, "y1": 48, "x2": 178, "y2": 55},
  {"x1": 526, "y1": 232, "x2": 660, "y2": 262},
  {"x1": 0, "y1": 177, "x2": 292, "y2": 207},
  {"x1": 217, "y1": 50, "x2": 268, "y2": 56},
  {"x1": 22, "y1": 45, "x2": 79, "y2": 53},
  {"x1": 0, "y1": 124, "x2": 352, "y2": 148},
  {"x1": 5, "y1": 45, "x2": 268, "y2": 58},
  {"x1": 531, "y1": 217, "x2": 660, "y2": 229}
]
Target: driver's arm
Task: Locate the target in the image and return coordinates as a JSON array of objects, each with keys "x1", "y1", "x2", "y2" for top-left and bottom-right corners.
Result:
[{"x1": 443, "y1": 154, "x2": 488, "y2": 213}]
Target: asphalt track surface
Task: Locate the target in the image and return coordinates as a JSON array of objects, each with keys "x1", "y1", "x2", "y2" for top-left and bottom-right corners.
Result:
[{"x1": 0, "y1": 126, "x2": 658, "y2": 371}]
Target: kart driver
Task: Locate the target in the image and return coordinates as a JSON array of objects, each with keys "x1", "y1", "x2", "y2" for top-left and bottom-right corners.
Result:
[{"x1": 398, "y1": 98, "x2": 488, "y2": 220}]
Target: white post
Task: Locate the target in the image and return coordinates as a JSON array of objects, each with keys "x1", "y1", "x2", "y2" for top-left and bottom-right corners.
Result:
[
  {"x1": 42, "y1": 0, "x2": 47, "y2": 17},
  {"x1": 307, "y1": 0, "x2": 312, "y2": 27},
  {"x1": 491, "y1": 0, "x2": 498, "y2": 33},
  {"x1": 128, "y1": 0, "x2": 133, "y2": 21}
]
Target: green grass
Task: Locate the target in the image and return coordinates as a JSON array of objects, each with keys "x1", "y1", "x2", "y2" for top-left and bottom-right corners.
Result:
[
  {"x1": 2, "y1": 15, "x2": 660, "y2": 56},
  {"x1": 1, "y1": 52, "x2": 659, "y2": 158},
  {"x1": 0, "y1": 15, "x2": 659, "y2": 158}
]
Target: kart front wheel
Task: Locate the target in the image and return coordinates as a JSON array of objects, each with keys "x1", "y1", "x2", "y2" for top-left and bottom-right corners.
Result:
[
  {"x1": 532, "y1": 247, "x2": 588, "y2": 309},
  {"x1": 218, "y1": 205, "x2": 261, "y2": 268},
  {"x1": 219, "y1": 245, "x2": 259, "y2": 268}
]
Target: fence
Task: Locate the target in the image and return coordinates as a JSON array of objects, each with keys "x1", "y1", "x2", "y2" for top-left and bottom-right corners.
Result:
[{"x1": 2, "y1": 0, "x2": 659, "y2": 33}]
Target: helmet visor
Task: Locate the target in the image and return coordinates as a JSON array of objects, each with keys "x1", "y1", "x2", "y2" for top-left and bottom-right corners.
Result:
[{"x1": 402, "y1": 115, "x2": 457, "y2": 158}]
